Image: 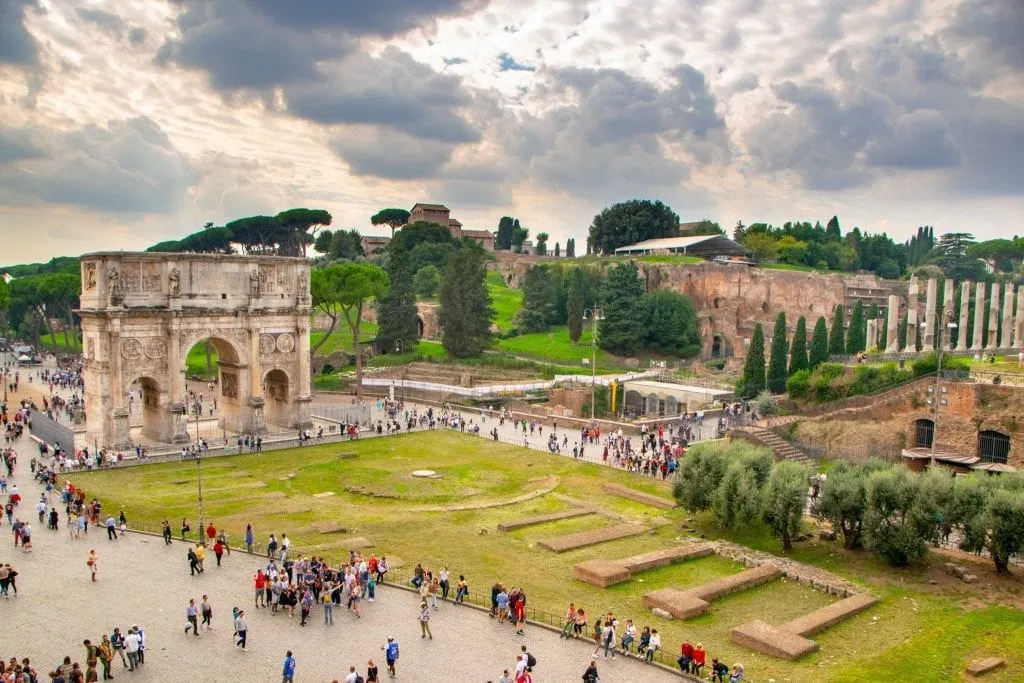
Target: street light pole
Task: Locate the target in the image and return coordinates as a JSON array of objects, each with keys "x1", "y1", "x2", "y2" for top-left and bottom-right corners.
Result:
[{"x1": 196, "y1": 454, "x2": 204, "y2": 542}]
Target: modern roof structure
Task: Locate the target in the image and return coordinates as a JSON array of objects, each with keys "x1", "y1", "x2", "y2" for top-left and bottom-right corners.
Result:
[{"x1": 613, "y1": 234, "x2": 747, "y2": 257}]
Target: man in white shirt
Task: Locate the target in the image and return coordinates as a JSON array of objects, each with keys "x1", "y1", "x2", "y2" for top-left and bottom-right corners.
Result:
[
  {"x1": 514, "y1": 654, "x2": 527, "y2": 678},
  {"x1": 344, "y1": 666, "x2": 359, "y2": 683},
  {"x1": 124, "y1": 629, "x2": 140, "y2": 671}
]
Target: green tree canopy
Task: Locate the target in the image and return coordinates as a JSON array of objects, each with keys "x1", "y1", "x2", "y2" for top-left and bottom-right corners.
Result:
[
  {"x1": 767, "y1": 312, "x2": 789, "y2": 394},
  {"x1": 847, "y1": 300, "x2": 865, "y2": 354},
  {"x1": 809, "y1": 316, "x2": 829, "y2": 367},
  {"x1": 312, "y1": 263, "x2": 389, "y2": 396},
  {"x1": 517, "y1": 265, "x2": 558, "y2": 333},
  {"x1": 275, "y1": 208, "x2": 332, "y2": 256},
  {"x1": 829, "y1": 305, "x2": 846, "y2": 355},
  {"x1": 535, "y1": 232, "x2": 549, "y2": 256},
  {"x1": 598, "y1": 262, "x2": 646, "y2": 355},
  {"x1": 566, "y1": 267, "x2": 585, "y2": 343},
  {"x1": 370, "y1": 208, "x2": 410, "y2": 237},
  {"x1": 588, "y1": 199, "x2": 680, "y2": 255},
  {"x1": 413, "y1": 265, "x2": 441, "y2": 299},
  {"x1": 673, "y1": 442, "x2": 731, "y2": 512},
  {"x1": 376, "y1": 251, "x2": 419, "y2": 354},
  {"x1": 496, "y1": 216, "x2": 515, "y2": 250},
  {"x1": 762, "y1": 460, "x2": 809, "y2": 551},
  {"x1": 639, "y1": 291, "x2": 699, "y2": 356},
  {"x1": 789, "y1": 316, "x2": 809, "y2": 376},
  {"x1": 737, "y1": 323, "x2": 766, "y2": 398},
  {"x1": 439, "y1": 248, "x2": 494, "y2": 357}
]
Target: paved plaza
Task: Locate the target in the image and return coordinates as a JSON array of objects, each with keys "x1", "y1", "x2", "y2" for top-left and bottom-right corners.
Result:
[{"x1": 0, "y1": 429, "x2": 683, "y2": 682}]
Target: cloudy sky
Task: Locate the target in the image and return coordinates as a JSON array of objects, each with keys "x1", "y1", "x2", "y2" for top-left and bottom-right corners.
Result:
[{"x1": 0, "y1": 0, "x2": 1021, "y2": 264}]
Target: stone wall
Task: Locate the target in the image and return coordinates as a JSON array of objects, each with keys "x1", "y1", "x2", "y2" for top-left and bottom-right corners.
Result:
[{"x1": 796, "y1": 381, "x2": 1023, "y2": 468}]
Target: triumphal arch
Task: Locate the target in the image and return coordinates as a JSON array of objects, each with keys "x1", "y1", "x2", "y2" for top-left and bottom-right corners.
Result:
[{"x1": 79, "y1": 252, "x2": 313, "y2": 449}]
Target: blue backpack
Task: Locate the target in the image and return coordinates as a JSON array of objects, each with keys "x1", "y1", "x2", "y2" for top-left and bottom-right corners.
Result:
[{"x1": 387, "y1": 642, "x2": 399, "y2": 660}]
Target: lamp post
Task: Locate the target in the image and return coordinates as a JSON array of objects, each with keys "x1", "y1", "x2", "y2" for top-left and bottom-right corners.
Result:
[
  {"x1": 925, "y1": 312, "x2": 958, "y2": 469},
  {"x1": 583, "y1": 307, "x2": 600, "y2": 419},
  {"x1": 191, "y1": 396, "x2": 205, "y2": 540}
]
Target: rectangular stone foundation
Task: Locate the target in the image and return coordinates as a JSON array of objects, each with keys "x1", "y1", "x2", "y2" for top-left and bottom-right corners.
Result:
[
  {"x1": 730, "y1": 620, "x2": 819, "y2": 660},
  {"x1": 497, "y1": 508, "x2": 595, "y2": 531},
  {"x1": 642, "y1": 565, "x2": 782, "y2": 619},
  {"x1": 602, "y1": 483, "x2": 677, "y2": 509},
  {"x1": 573, "y1": 560, "x2": 632, "y2": 588},
  {"x1": 730, "y1": 593, "x2": 879, "y2": 660},
  {"x1": 537, "y1": 523, "x2": 647, "y2": 553},
  {"x1": 783, "y1": 593, "x2": 879, "y2": 637},
  {"x1": 574, "y1": 544, "x2": 714, "y2": 588}
]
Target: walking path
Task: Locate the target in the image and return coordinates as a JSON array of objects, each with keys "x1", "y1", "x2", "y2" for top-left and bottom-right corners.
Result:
[{"x1": 0, "y1": 430, "x2": 681, "y2": 682}]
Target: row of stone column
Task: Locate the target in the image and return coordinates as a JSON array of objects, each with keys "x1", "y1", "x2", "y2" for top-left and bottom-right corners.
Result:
[{"x1": 879, "y1": 277, "x2": 1024, "y2": 353}]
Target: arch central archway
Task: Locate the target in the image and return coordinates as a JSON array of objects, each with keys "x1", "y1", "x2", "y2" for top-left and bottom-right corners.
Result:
[{"x1": 183, "y1": 335, "x2": 246, "y2": 438}]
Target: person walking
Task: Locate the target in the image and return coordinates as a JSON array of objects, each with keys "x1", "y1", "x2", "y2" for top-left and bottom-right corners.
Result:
[
  {"x1": 162, "y1": 519, "x2": 172, "y2": 545},
  {"x1": 322, "y1": 589, "x2": 334, "y2": 625},
  {"x1": 245, "y1": 524, "x2": 254, "y2": 553},
  {"x1": 185, "y1": 599, "x2": 199, "y2": 636},
  {"x1": 87, "y1": 549, "x2": 98, "y2": 581},
  {"x1": 105, "y1": 515, "x2": 117, "y2": 540},
  {"x1": 366, "y1": 658, "x2": 379, "y2": 682},
  {"x1": 282, "y1": 650, "x2": 296, "y2": 683},
  {"x1": 418, "y1": 601, "x2": 433, "y2": 639},
  {"x1": 233, "y1": 609, "x2": 248, "y2": 650},
  {"x1": 201, "y1": 595, "x2": 213, "y2": 630},
  {"x1": 383, "y1": 637, "x2": 399, "y2": 677},
  {"x1": 213, "y1": 538, "x2": 225, "y2": 566}
]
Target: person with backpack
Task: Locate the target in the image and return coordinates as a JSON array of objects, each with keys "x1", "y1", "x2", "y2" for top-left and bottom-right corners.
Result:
[
  {"x1": 519, "y1": 645, "x2": 536, "y2": 672},
  {"x1": 582, "y1": 660, "x2": 599, "y2": 683},
  {"x1": 343, "y1": 666, "x2": 364, "y2": 683},
  {"x1": 282, "y1": 651, "x2": 296, "y2": 683},
  {"x1": 382, "y1": 637, "x2": 399, "y2": 677}
]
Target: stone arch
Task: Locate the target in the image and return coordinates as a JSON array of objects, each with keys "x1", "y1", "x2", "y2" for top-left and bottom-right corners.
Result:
[
  {"x1": 664, "y1": 395, "x2": 679, "y2": 416},
  {"x1": 912, "y1": 418, "x2": 934, "y2": 448},
  {"x1": 79, "y1": 252, "x2": 313, "y2": 450},
  {"x1": 978, "y1": 430, "x2": 1010, "y2": 464},
  {"x1": 711, "y1": 333, "x2": 730, "y2": 358},
  {"x1": 263, "y1": 368, "x2": 292, "y2": 429},
  {"x1": 417, "y1": 316, "x2": 425, "y2": 338},
  {"x1": 646, "y1": 392, "x2": 660, "y2": 416},
  {"x1": 624, "y1": 390, "x2": 643, "y2": 417},
  {"x1": 123, "y1": 374, "x2": 166, "y2": 444}
]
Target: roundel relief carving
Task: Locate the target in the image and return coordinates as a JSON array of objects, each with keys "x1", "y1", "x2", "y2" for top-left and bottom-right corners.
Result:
[
  {"x1": 144, "y1": 339, "x2": 167, "y2": 359},
  {"x1": 259, "y1": 334, "x2": 277, "y2": 355},
  {"x1": 276, "y1": 333, "x2": 295, "y2": 353},
  {"x1": 120, "y1": 338, "x2": 143, "y2": 361}
]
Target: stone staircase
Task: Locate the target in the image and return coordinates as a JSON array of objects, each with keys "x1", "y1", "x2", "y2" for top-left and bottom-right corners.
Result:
[{"x1": 730, "y1": 425, "x2": 813, "y2": 465}]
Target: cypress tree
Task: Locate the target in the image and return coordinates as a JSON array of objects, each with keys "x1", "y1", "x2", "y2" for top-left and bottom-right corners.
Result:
[
  {"x1": 598, "y1": 262, "x2": 646, "y2": 355},
  {"x1": 566, "y1": 238, "x2": 575, "y2": 258},
  {"x1": 847, "y1": 300, "x2": 865, "y2": 353},
  {"x1": 767, "y1": 312, "x2": 789, "y2": 393},
  {"x1": 789, "y1": 316, "x2": 809, "y2": 375},
  {"x1": 376, "y1": 250, "x2": 419, "y2": 352},
  {"x1": 566, "y1": 268, "x2": 585, "y2": 343},
  {"x1": 809, "y1": 316, "x2": 829, "y2": 368},
  {"x1": 829, "y1": 304, "x2": 846, "y2": 356},
  {"x1": 879, "y1": 307, "x2": 888, "y2": 350},
  {"x1": 738, "y1": 323, "x2": 766, "y2": 398},
  {"x1": 898, "y1": 310, "x2": 908, "y2": 350},
  {"x1": 439, "y1": 247, "x2": 494, "y2": 357}
]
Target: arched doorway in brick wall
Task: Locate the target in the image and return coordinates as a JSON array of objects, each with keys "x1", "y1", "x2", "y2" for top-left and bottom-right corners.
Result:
[{"x1": 913, "y1": 418, "x2": 934, "y2": 448}]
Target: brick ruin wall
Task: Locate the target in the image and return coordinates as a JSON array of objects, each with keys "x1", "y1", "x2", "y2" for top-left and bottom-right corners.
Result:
[
  {"x1": 795, "y1": 382, "x2": 1023, "y2": 468},
  {"x1": 490, "y1": 256, "x2": 900, "y2": 360}
]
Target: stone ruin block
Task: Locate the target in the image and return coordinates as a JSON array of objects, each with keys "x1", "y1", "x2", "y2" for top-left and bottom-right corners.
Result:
[
  {"x1": 966, "y1": 657, "x2": 1005, "y2": 676},
  {"x1": 573, "y1": 560, "x2": 631, "y2": 588},
  {"x1": 730, "y1": 620, "x2": 819, "y2": 661}
]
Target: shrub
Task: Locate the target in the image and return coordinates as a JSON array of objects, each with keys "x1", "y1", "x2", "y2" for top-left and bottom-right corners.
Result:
[
  {"x1": 786, "y1": 369, "x2": 811, "y2": 398},
  {"x1": 673, "y1": 442, "x2": 732, "y2": 512},
  {"x1": 752, "y1": 389, "x2": 778, "y2": 416},
  {"x1": 762, "y1": 460, "x2": 810, "y2": 551},
  {"x1": 320, "y1": 364, "x2": 335, "y2": 375},
  {"x1": 864, "y1": 467, "x2": 935, "y2": 566}
]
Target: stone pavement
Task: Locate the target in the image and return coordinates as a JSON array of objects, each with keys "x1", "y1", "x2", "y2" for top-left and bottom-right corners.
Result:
[{"x1": 0, "y1": 434, "x2": 682, "y2": 682}]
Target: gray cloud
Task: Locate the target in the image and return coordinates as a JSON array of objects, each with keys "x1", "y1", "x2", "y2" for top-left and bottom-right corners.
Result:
[
  {"x1": 0, "y1": 0, "x2": 41, "y2": 67},
  {"x1": 953, "y1": 0, "x2": 1024, "y2": 71},
  {"x1": 0, "y1": 126, "x2": 43, "y2": 163},
  {"x1": 156, "y1": 0, "x2": 345, "y2": 91},
  {"x1": 329, "y1": 129, "x2": 454, "y2": 179},
  {"x1": 747, "y1": 35, "x2": 1024, "y2": 194},
  {"x1": 128, "y1": 26, "x2": 147, "y2": 46},
  {"x1": 244, "y1": 0, "x2": 490, "y2": 36},
  {"x1": 0, "y1": 117, "x2": 199, "y2": 213},
  {"x1": 157, "y1": 0, "x2": 492, "y2": 93},
  {"x1": 75, "y1": 7, "x2": 125, "y2": 33},
  {"x1": 284, "y1": 47, "x2": 481, "y2": 144}
]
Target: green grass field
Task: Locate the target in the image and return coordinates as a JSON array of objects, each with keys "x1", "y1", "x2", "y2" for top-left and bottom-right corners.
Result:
[
  {"x1": 496, "y1": 325, "x2": 633, "y2": 370},
  {"x1": 486, "y1": 271, "x2": 524, "y2": 332},
  {"x1": 74, "y1": 432, "x2": 1024, "y2": 681},
  {"x1": 40, "y1": 332, "x2": 81, "y2": 352}
]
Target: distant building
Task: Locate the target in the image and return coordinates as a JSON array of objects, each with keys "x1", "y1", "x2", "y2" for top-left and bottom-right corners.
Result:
[
  {"x1": 409, "y1": 203, "x2": 453, "y2": 228},
  {"x1": 461, "y1": 229, "x2": 495, "y2": 251},
  {"x1": 613, "y1": 234, "x2": 747, "y2": 260},
  {"x1": 360, "y1": 235, "x2": 391, "y2": 255}
]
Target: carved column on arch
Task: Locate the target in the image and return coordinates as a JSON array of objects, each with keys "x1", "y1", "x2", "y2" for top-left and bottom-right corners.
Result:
[
  {"x1": 112, "y1": 408, "x2": 131, "y2": 451},
  {"x1": 168, "y1": 402, "x2": 190, "y2": 444}
]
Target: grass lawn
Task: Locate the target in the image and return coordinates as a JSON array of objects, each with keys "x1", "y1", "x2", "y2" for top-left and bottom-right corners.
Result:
[
  {"x1": 311, "y1": 320, "x2": 379, "y2": 355},
  {"x1": 486, "y1": 271, "x2": 524, "y2": 332},
  {"x1": 496, "y1": 325, "x2": 629, "y2": 369},
  {"x1": 40, "y1": 332, "x2": 81, "y2": 352},
  {"x1": 74, "y1": 431, "x2": 1024, "y2": 681}
]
